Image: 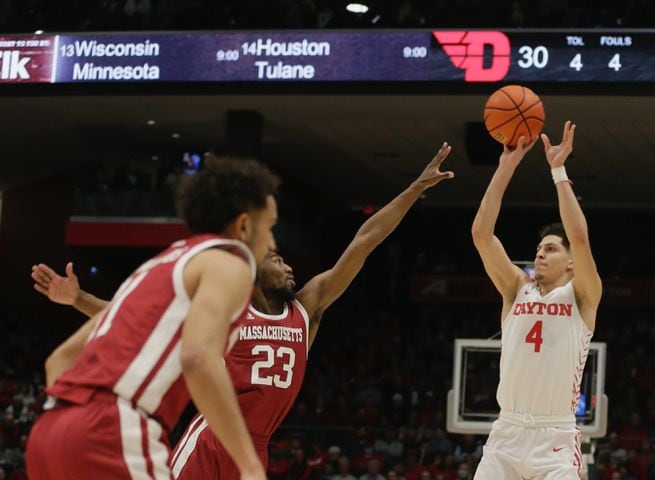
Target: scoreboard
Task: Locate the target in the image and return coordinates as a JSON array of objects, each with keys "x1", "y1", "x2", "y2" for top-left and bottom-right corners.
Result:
[{"x1": 0, "y1": 30, "x2": 653, "y2": 84}]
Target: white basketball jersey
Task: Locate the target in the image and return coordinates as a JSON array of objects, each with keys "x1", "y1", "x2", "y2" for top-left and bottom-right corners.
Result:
[{"x1": 497, "y1": 281, "x2": 593, "y2": 416}]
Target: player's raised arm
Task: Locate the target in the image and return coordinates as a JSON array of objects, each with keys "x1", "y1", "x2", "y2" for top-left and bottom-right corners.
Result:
[
  {"x1": 45, "y1": 311, "x2": 104, "y2": 387},
  {"x1": 181, "y1": 249, "x2": 265, "y2": 480},
  {"x1": 471, "y1": 137, "x2": 536, "y2": 305},
  {"x1": 32, "y1": 262, "x2": 108, "y2": 317},
  {"x1": 542, "y1": 121, "x2": 602, "y2": 330},
  {"x1": 298, "y1": 143, "x2": 454, "y2": 347}
]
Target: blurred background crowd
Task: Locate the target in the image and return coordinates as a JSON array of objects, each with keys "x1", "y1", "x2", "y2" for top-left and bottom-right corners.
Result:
[{"x1": 1, "y1": 1, "x2": 655, "y2": 479}]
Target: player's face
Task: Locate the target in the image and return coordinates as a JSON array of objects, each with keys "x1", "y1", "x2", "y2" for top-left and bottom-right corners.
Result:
[
  {"x1": 246, "y1": 196, "x2": 278, "y2": 266},
  {"x1": 533, "y1": 234, "x2": 572, "y2": 281},
  {"x1": 258, "y1": 250, "x2": 296, "y2": 300}
]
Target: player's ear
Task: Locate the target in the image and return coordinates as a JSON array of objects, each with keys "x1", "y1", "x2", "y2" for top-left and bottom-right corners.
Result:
[
  {"x1": 232, "y1": 212, "x2": 252, "y2": 242},
  {"x1": 567, "y1": 257, "x2": 574, "y2": 273}
]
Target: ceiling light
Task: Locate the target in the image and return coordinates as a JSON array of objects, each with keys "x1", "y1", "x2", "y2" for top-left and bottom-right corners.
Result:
[
  {"x1": 151, "y1": 155, "x2": 159, "y2": 161},
  {"x1": 346, "y1": 3, "x2": 368, "y2": 13},
  {"x1": 147, "y1": 120, "x2": 155, "y2": 125},
  {"x1": 171, "y1": 133, "x2": 180, "y2": 139},
  {"x1": 34, "y1": 30, "x2": 44, "y2": 34}
]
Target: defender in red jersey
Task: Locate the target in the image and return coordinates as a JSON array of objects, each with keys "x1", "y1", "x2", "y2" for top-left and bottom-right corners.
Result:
[
  {"x1": 26, "y1": 158, "x2": 279, "y2": 480},
  {"x1": 33, "y1": 144, "x2": 455, "y2": 479},
  {"x1": 171, "y1": 251, "x2": 309, "y2": 479}
]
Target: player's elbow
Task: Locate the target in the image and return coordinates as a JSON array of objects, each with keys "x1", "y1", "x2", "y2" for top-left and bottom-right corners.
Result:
[
  {"x1": 44, "y1": 351, "x2": 58, "y2": 376},
  {"x1": 180, "y1": 345, "x2": 212, "y2": 374},
  {"x1": 45, "y1": 343, "x2": 71, "y2": 370},
  {"x1": 44, "y1": 348, "x2": 68, "y2": 386},
  {"x1": 471, "y1": 223, "x2": 491, "y2": 248},
  {"x1": 354, "y1": 228, "x2": 383, "y2": 251}
]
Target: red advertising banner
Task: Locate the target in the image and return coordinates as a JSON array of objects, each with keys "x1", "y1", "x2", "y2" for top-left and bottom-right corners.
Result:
[
  {"x1": 66, "y1": 217, "x2": 190, "y2": 247},
  {"x1": 411, "y1": 275, "x2": 653, "y2": 305},
  {"x1": 600, "y1": 278, "x2": 651, "y2": 305},
  {"x1": 0, "y1": 35, "x2": 56, "y2": 83},
  {"x1": 410, "y1": 275, "x2": 499, "y2": 303}
]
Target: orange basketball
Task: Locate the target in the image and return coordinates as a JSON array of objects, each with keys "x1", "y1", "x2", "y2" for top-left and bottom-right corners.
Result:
[{"x1": 483, "y1": 85, "x2": 545, "y2": 147}]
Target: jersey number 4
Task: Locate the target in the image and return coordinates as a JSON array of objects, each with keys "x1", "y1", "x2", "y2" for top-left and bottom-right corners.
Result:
[
  {"x1": 525, "y1": 320, "x2": 544, "y2": 353},
  {"x1": 251, "y1": 345, "x2": 296, "y2": 389}
]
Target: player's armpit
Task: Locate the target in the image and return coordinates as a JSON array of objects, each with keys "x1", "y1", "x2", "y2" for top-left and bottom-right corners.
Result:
[{"x1": 306, "y1": 309, "x2": 325, "y2": 349}]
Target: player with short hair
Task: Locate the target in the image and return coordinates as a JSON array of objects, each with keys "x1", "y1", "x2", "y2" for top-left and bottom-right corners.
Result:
[
  {"x1": 31, "y1": 143, "x2": 455, "y2": 479},
  {"x1": 26, "y1": 157, "x2": 279, "y2": 480},
  {"x1": 471, "y1": 122, "x2": 602, "y2": 479}
]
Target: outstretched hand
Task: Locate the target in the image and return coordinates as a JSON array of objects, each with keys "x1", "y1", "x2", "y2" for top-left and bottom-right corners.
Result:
[
  {"x1": 414, "y1": 142, "x2": 455, "y2": 189},
  {"x1": 541, "y1": 120, "x2": 576, "y2": 168},
  {"x1": 31, "y1": 262, "x2": 80, "y2": 305},
  {"x1": 499, "y1": 136, "x2": 538, "y2": 169}
]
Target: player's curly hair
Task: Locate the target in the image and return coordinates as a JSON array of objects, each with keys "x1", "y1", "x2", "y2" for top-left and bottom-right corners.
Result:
[
  {"x1": 539, "y1": 222, "x2": 570, "y2": 249},
  {"x1": 176, "y1": 155, "x2": 280, "y2": 234}
]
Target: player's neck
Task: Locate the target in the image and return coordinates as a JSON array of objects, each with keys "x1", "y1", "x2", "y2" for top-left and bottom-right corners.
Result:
[
  {"x1": 266, "y1": 298, "x2": 286, "y2": 314},
  {"x1": 536, "y1": 275, "x2": 571, "y2": 295},
  {"x1": 251, "y1": 289, "x2": 285, "y2": 315}
]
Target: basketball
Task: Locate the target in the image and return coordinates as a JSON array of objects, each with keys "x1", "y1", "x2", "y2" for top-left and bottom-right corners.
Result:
[{"x1": 483, "y1": 85, "x2": 545, "y2": 147}]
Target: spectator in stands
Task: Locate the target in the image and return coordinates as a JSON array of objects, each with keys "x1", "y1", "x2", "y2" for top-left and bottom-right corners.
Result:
[
  {"x1": 389, "y1": 393, "x2": 409, "y2": 427},
  {"x1": 385, "y1": 470, "x2": 400, "y2": 480},
  {"x1": 620, "y1": 413, "x2": 649, "y2": 450},
  {"x1": 333, "y1": 457, "x2": 357, "y2": 480},
  {"x1": 452, "y1": 435, "x2": 481, "y2": 464},
  {"x1": 359, "y1": 459, "x2": 385, "y2": 480},
  {"x1": 374, "y1": 429, "x2": 402, "y2": 463},
  {"x1": 286, "y1": 447, "x2": 312, "y2": 480},
  {"x1": 430, "y1": 428, "x2": 452, "y2": 457}
]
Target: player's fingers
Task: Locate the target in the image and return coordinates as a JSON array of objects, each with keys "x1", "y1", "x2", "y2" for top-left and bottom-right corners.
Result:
[
  {"x1": 439, "y1": 171, "x2": 455, "y2": 180},
  {"x1": 568, "y1": 124, "x2": 576, "y2": 143},
  {"x1": 66, "y1": 262, "x2": 75, "y2": 277},
  {"x1": 516, "y1": 136, "x2": 526, "y2": 150},
  {"x1": 434, "y1": 142, "x2": 449, "y2": 160},
  {"x1": 562, "y1": 120, "x2": 571, "y2": 140},
  {"x1": 34, "y1": 283, "x2": 49, "y2": 296},
  {"x1": 437, "y1": 145, "x2": 452, "y2": 163},
  {"x1": 32, "y1": 264, "x2": 48, "y2": 277},
  {"x1": 540, "y1": 133, "x2": 552, "y2": 150},
  {"x1": 31, "y1": 273, "x2": 45, "y2": 287},
  {"x1": 32, "y1": 270, "x2": 48, "y2": 285},
  {"x1": 39, "y1": 264, "x2": 58, "y2": 278}
]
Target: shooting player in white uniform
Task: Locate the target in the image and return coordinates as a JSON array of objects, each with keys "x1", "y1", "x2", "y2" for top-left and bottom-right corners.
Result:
[{"x1": 471, "y1": 122, "x2": 602, "y2": 479}]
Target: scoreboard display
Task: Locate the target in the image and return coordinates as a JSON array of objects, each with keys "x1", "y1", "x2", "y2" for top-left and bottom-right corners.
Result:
[{"x1": 0, "y1": 30, "x2": 653, "y2": 84}]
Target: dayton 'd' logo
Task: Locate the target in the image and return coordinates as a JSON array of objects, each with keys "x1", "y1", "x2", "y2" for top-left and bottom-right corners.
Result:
[{"x1": 433, "y1": 31, "x2": 510, "y2": 82}]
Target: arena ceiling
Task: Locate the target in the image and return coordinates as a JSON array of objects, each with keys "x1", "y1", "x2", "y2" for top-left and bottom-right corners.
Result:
[{"x1": 1, "y1": 91, "x2": 654, "y2": 210}]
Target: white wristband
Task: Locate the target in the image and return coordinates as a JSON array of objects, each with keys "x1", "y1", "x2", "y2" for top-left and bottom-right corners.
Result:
[{"x1": 551, "y1": 166, "x2": 570, "y2": 184}]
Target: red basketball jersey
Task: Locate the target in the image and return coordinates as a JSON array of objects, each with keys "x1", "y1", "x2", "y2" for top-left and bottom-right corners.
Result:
[
  {"x1": 228, "y1": 301, "x2": 309, "y2": 436},
  {"x1": 171, "y1": 300, "x2": 309, "y2": 479},
  {"x1": 47, "y1": 234, "x2": 255, "y2": 431}
]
